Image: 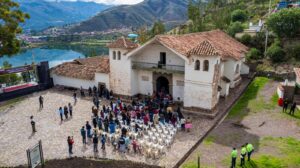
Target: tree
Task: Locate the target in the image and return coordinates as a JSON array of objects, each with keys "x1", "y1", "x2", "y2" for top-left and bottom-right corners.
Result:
[
  {"x1": 137, "y1": 26, "x2": 149, "y2": 44},
  {"x1": 0, "y1": 61, "x2": 22, "y2": 86},
  {"x1": 266, "y1": 8, "x2": 300, "y2": 38},
  {"x1": 231, "y1": 9, "x2": 248, "y2": 22},
  {"x1": 240, "y1": 33, "x2": 252, "y2": 46},
  {"x1": 286, "y1": 44, "x2": 300, "y2": 60},
  {"x1": 187, "y1": 0, "x2": 206, "y2": 32},
  {"x1": 150, "y1": 21, "x2": 165, "y2": 37},
  {"x1": 0, "y1": 0, "x2": 30, "y2": 57},
  {"x1": 267, "y1": 43, "x2": 285, "y2": 63},
  {"x1": 227, "y1": 21, "x2": 244, "y2": 37},
  {"x1": 246, "y1": 48, "x2": 262, "y2": 60}
]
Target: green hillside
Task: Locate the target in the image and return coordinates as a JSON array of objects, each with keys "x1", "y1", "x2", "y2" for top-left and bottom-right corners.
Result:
[{"x1": 69, "y1": 0, "x2": 190, "y2": 33}]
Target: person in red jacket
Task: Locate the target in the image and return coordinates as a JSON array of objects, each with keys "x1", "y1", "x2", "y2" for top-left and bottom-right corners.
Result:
[{"x1": 67, "y1": 136, "x2": 74, "y2": 155}]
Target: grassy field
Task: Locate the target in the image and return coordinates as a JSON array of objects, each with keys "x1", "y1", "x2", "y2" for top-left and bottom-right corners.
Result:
[
  {"x1": 181, "y1": 77, "x2": 300, "y2": 168},
  {"x1": 227, "y1": 77, "x2": 270, "y2": 119}
]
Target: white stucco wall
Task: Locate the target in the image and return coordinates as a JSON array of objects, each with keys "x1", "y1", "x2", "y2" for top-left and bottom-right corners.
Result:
[
  {"x1": 222, "y1": 58, "x2": 242, "y2": 88},
  {"x1": 109, "y1": 48, "x2": 133, "y2": 96},
  {"x1": 95, "y1": 73, "x2": 110, "y2": 90},
  {"x1": 52, "y1": 74, "x2": 95, "y2": 89},
  {"x1": 241, "y1": 63, "x2": 250, "y2": 75},
  {"x1": 135, "y1": 70, "x2": 153, "y2": 95},
  {"x1": 220, "y1": 80, "x2": 230, "y2": 97},
  {"x1": 183, "y1": 55, "x2": 220, "y2": 110},
  {"x1": 185, "y1": 55, "x2": 220, "y2": 83},
  {"x1": 184, "y1": 81, "x2": 213, "y2": 109},
  {"x1": 131, "y1": 43, "x2": 185, "y2": 66},
  {"x1": 173, "y1": 73, "x2": 184, "y2": 101}
]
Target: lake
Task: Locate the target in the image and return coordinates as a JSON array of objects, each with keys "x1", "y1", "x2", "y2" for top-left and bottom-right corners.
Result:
[{"x1": 0, "y1": 47, "x2": 108, "y2": 68}]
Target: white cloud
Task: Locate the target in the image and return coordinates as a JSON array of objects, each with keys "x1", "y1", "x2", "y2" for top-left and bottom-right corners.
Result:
[{"x1": 47, "y1": 0, "x2": 143, "y2": 5}]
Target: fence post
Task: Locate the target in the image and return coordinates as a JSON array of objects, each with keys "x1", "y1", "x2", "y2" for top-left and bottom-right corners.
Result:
[{"x1": 198, "y1": 155, "x2": 200, "y2": 168}]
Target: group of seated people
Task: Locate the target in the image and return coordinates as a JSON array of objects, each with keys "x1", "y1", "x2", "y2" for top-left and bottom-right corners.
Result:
[{"x1": 81, "y1": 90, "x2": 192, "y2": 158}]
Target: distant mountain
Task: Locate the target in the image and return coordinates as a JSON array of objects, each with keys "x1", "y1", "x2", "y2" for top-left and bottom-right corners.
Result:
[
  {"x1": 69, "y1": 0, "x2": 189, "y2": 33},
  {"x1": 16, "y1": 0, "x2": 111, "y2": 31}
]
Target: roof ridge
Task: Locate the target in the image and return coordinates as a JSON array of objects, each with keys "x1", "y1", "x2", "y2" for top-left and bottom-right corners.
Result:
[{"x1": 187, "y1": 39, "x2": 219, "y2": 57}]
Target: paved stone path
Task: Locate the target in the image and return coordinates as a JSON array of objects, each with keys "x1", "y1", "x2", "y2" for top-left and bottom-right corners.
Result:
[{"x1": 0, "y1": 78, "x2": 251, "y2": 168}]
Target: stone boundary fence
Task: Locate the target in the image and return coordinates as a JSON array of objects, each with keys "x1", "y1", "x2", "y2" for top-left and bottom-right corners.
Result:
[{"x1": 256, "y1": 71, "x2": 295, "y2": 81}]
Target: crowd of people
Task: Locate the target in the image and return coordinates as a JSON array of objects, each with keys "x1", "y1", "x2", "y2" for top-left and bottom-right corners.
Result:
[{"x1": 68, "y1": 85, "x2": 192, "y2": 158}]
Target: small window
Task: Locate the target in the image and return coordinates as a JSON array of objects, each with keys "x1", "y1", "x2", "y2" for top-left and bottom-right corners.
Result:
[
  {"x1": 235, "y1": 64, "x2": 240, "y2": 74},
  {"x1": 203, "y1": 60, "x2": 209, "y2": 71},
  {"x1": 117, "y1": 51, "x2": 121, "y2": 60},
  {"x1": 113, "y1": 51, "x2": 116, "y2": 60},
  {"x1": 194, "y1": 60, "x2": 200, "y2": 70}
]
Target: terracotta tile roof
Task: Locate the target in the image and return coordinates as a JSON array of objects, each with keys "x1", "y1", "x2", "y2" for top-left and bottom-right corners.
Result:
[
  {"x1": 187, "y1": 40, "x2": 219, "y2": 56},
  {"x1": 107, "y1": 36, "x2": 139, "y2": 49},
  {"x1": 51, "y1": 56, "x2": 109, "y2": 80},
  {"x1": 156, "y1": 30, "x2": 249, "y2": 60},
  {"x1": 294, "y1": 68, "x2": 300, "y2": 79}
]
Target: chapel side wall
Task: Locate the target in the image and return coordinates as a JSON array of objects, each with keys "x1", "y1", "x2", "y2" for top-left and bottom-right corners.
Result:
[
  {"x1": 183, "y1": 55, "x2": 220, "y2": 110},
  {"x1": 132, "y1": 43, "x2": 185, "y2": 66},
  {"x1": 172, "y1": 73, "x2": 184, "y2": 101},
  {"x1": 137, "y1": 70, "x2": 153, "y2": 95},
  {"x1": 223, "y1": 59, "x2": 242, "y2": 87},
  {"x1": 109, "y1": 48, "x2": 132, "y2": 96},
  {"x1": 52, "y1": 74, "x2": 95, "y2": 89},
  {"x1": 95, "y1": 73, "x2": 110, "y2": 90}
]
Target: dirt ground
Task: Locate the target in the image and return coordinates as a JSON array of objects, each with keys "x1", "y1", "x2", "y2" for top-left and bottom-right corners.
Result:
[
  {"x1": 15, "y1": 157, "x2": 161, "y2": 168},
  {"x1": 182, "y1": 79, "x2": 300, "y2": 168}
]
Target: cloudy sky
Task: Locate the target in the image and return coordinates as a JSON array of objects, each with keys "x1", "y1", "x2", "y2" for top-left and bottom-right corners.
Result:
[{"x1": 47, "y1": 0, "x2": 143, "y2": 5}]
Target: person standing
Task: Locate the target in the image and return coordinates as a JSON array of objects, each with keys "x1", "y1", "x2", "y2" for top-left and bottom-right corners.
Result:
[
  {"x1": 240, "y1": 145, "x2": 247, "y2": 166},
  {"x1": 92, "y1": 117, "x2": 97, "y2": 128},
  {"x1": 86, "y1": 121, "x2": 92, "y2": 139},
  {"x1": 88, "y1": 87, "x2": 92, "y2": 97},
  {"x1": 80, "y1": 86, "x2": 85, "y2": 97},
  {"x1": 289, "y1": 102, "x2": 297, "y2": 115},
  {"x1": 80, "y1": 126, "x2": 86, "y2": 145},
  {"x1": 101, "y1": 134, "x2": 106, "y2": 150},
  {"x1": 246, "y1": 143, "x2": 254, "y2": 161},
  {"x1": 283, "y1": 98, "x2": 289, "y2": 112},
  {"x1": 93, "y1": 135, "x2": 99, "y2": 152},
  {"x1": 59, "y1": 107, "x2": 63, "y2": 122},
  {"x1": 67, "y1": 136, "x2": 74, "y2": 155},
  {"x1": 73, "y1": 91, "x2": 77, "y2": 105},
  {"x1": 30, "y1": 116, "x2": 36, "y2": 133},
  {"x1": 231, "y1": 147, "x2": 238, "y2": 168},
  {"x1": 68, "y1": 103, "x2": 73, "y2": 117},
  {"x1": 64, "y1": 106, "x2": 68, "y2": 119},
  {"x1": 39, "y1": 96, "x2": 44, "y2": 110}
]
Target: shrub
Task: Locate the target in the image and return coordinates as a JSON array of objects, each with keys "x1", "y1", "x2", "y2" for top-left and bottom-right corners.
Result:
[
  {"x1": 240, "y1": 33, "x2": 252, "y2": 45},
  {"x1": 227, "y1": 21, "x2": 244, "y2": 37},
  {"x1": 266, "y1": 43, "x2": 285, "y2": 63},
  {"x1": 231, "y1": 9, "x2": 248, "y2": 22},
  {"x1": 286, "y1": 44, "x2": 300, "y2": 60},
  {"x1": 247, "y1": 48, "x2": 262, "y2": 60}
]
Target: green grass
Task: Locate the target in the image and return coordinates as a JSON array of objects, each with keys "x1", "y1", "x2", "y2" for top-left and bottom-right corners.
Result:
[
  {"x1": 203, "y1": 136, "x2": 215, "y2": 146},
  {"x1": 181, "y1": 161, "x2": 215, "y2": 168},
  {"x1": 222, "y1": 137, "x2": 300, "y2": 168},
  {"x1": 228, "y1": 77, "x2": 270, "y2": 119},
  {"x1": 0, "y1": 97, "x2": 24, "y2": 112}
]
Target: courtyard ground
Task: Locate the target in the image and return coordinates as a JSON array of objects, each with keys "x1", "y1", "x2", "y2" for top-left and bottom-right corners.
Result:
[
  {"x1": 0, "y1": 77, "x2": 252, "y2": 168},
  {"x1": 181, "y1": 77, "x2": 300, "y2": 168},
  {"x1": 0, "y1": 88, "x2": 218, "y2": 168}
]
